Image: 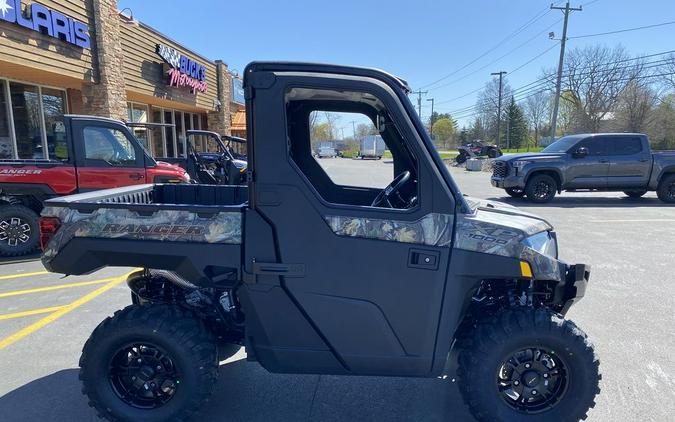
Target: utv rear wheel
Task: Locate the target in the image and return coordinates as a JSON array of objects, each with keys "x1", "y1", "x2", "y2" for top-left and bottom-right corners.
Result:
[
  {"x1": 488, "y1": 148, "x2": 500, "y2": 158},
  {"x1": 80, "y1": 305, "x2": 218, "y2": 422},
  {"x1": 456, "y1": 153, "x2": 468, "y2": 164},
  {"x1": 623, "y1": 190, "x2": 647, "y2": 198},
  {"x1": 657, "y1": 174, "x2": 675, "y2": 203},
  {"x1": 505, "y1": 187, "x2": 526, "y2": 198},
  {"x1": 0, "y1": 204, "x2": 39, "y2": 256},
  {"x1": 457, "y1": 309, "x2": 600, "y2": 422},
  {"x1": 525, "y1": 174, "x2": 557, "y2": 203}
]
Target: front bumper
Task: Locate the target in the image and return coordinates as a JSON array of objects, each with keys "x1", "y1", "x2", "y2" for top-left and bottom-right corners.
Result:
[
  {"x1": 557, "y1": 263, "x2": 591, "y2": 315},
  {"x1": 491, "y1": 175, "x2": 525, "y2": 189}
]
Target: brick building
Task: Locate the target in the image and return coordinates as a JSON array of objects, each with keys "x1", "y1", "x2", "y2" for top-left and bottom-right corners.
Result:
[{"x1": 0, "y1": 0, "x2": 240, "y2": 159}]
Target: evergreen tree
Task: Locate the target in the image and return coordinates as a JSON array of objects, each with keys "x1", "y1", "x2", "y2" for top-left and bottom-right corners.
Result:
[{"x1": 506, "y1": 98, "x2": 528, "y2": 149}]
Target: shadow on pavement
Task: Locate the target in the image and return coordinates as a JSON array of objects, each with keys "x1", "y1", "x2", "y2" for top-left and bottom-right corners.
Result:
[
  {"x1": 0, "y1": 359, "x2": 475, "y2": 422},
  {"x1": 490, "y1": 195, "x2": 671, "y2": 209},
  {"x1": 0, "y1": 252, "x2": 42, "y2": 266}
]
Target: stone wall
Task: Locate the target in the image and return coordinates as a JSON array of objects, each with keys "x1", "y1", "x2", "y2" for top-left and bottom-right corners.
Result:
[
  {"x1": 81, "y1": 0, "x2": 127, "y2": 120},
  {"x1": 207, "y1": 60, "x2": 232, "y2": 136}
]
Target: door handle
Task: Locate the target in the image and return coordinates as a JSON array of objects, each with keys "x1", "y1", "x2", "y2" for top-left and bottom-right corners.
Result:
[
  {"x1": 128, "y1": 173, "x2": 144, "y2": 180},
  {"x1": 408, "y1": 249, "x2": 440, "y2": 270}
]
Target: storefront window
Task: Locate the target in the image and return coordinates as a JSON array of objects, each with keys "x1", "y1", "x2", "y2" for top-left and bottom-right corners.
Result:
[
  {"x1": 127, "y1": 102, "x2": 149, "y2": 152},
  {"x1": 175, "y1": 111, "x2": 184, "y2": 157},
  {"x1": 42, "y1": 88, "x2": 67, "y2": 160},
  {"x1": 0, "y1": 82, "x2": 12, "y2": 159},
  {"x1": 164, "y1": 110, "x2": 175, "y2": 157},
  {"x1": 151, "y1": 108, "x2": 164, "y2": 157},
  {"x1": 10, "y1": 83, "x2": 43, "y2": 159}
]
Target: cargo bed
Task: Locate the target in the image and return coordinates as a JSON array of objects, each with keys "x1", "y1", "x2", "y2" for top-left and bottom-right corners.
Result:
[{"x1": 41, "y1": 184, "x2": 248, "y2": 287}]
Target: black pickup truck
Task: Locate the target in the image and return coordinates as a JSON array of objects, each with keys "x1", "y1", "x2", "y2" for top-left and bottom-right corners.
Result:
[
  {"x1": 40, "y1": 62, "x2": 599, "y2": 422},
  {"x1": 491, "y1": 133, "x2": 675, "y2": 203}
]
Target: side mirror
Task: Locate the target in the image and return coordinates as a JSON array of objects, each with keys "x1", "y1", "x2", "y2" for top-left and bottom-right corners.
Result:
[{"x1": 573, "y1": 147, "x2": 589, "y2": 158}]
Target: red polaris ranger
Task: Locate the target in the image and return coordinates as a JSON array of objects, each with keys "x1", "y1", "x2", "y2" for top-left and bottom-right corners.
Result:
[{"x1": 0, "y1": 115, "x2": 189, "y2": 256}]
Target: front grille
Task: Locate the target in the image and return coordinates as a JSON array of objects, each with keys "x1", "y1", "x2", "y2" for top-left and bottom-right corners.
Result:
[{"x1": 492, "y1": 161, "x2": 508, "y2": 178}]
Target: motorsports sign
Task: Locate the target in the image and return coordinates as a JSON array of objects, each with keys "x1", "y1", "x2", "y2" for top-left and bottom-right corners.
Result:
[
  {"x1": 0, "y1": 0, "x2": 91, "y2": 48},
  {"x1": 156, "y1": 44, "x2": 208, "y2": 94}
]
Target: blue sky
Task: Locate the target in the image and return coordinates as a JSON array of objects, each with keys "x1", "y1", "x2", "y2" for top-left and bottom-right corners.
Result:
[{"x1": 119, "y1": 0, "x2": 675, "y2": 126}]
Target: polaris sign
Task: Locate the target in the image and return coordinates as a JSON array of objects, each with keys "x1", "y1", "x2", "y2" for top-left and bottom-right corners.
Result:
[
  {"x1": 156, "y1": 44, "x2": 208, "y2": 94},
  {"x1": 0, "y1": 0, "x2": 91, "y2": 49}
]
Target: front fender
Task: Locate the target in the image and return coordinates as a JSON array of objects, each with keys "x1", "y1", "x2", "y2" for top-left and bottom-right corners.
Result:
[{"x1": 523, "y1": 166, "x2": 565, "y2": 191}]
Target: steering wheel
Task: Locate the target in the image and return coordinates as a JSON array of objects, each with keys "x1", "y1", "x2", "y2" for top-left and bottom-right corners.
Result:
[{"x1": 371, "y1": 171, "x2": 412, "y2": 208}]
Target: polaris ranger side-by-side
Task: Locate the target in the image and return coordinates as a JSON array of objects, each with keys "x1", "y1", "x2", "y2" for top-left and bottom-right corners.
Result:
[{"x1": 41, "y1": 62, "x2": 600, "y2": 422}]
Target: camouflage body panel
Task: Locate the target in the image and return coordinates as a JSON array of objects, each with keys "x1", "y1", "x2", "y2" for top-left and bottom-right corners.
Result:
[
  {"x1": 324, "y1": 198, "x2": 563, "y2": 282},
  {"x1": 42, "y1": 206, "x2": 242, "y2": 261},
  {"x1": 324, "y1": 213, "x2": 454, "y2": 247}
]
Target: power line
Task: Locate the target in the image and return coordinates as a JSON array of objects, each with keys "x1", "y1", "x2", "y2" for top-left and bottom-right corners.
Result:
[
  {"x1": 569, "y1": 20, "x2": 675, "y2": 39},
  {"x1": 437, "y1": 48, "x2": 675, "y2": 106},
  {"x1": 429, "y1": 19, "x2": 562, "y2": 92},
  {"x1": 418, "y1": 5, "x2": 555, "y2": 89}
]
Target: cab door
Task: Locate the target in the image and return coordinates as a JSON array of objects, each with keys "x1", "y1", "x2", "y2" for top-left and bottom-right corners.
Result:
[
  {"x1": 607, "y1": 135, "x2": 651, "y2": 188},
  {"x1": 242, "y1": 69, "x2": 456, "y2": 377},
  {"x1": 71, "y1": 120, "x2": 148, "y2": 191},
  {"x1": 565, "y1": 136, "x2": 610, "y2": 189}
]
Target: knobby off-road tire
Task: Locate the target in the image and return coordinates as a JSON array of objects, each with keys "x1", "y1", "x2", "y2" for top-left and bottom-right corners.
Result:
[
  {"x1": 657, "y1": 174, "x2": 675, "y2": 203},
  {"x1": 623, "y1": 190, "x2": 647, "y2": 198},
  {"x1": 456, "y1": 153, "x2": 468, "y2": 164},
  {"x1": 457, "y1": 309, "x2": 601, "y2": 422},
  {"x1": 525, "y1": 174, "x2": 558, "y2": 203},
  {"x1": 80, "y1": 305, "x2": 219, "y2": 422},
  {"x1": 0, "y1": 204, "x2": 40, "y2": 256},
  {"x1": 505, "y1": 187, "x2": 526, "y2": 198}
]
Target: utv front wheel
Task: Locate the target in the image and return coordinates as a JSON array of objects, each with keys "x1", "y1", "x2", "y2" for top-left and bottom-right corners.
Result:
[
  {"x1": 80, "y1": 305, "x2": 218, "y2": 422},
  {"x1": 457, "y1": 309, "x2": 600, "y2": 422}
]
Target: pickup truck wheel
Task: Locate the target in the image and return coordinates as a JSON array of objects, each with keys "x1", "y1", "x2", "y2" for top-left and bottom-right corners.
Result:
[
  {"x1": 457, "y1": 309, "x2": 601, "y2": 422},
  {"x1": 80, "y1": 305, "x2": 218, "y2": 422},
  {"x1": 0, "y1": 205, "x2": 39, "y2": 256},
  {"x1": 623, "y1": 190, "x2": 647, "y2": 198},
  {"x1": 657, "y1": 174, "x2": 675, "y2": 203},
  {"x1": 505, "y1": 187, "x2": 526, "y2": 198},
  {"x1": 525, "y1": 175, "x2": 557, "y2": 203}
]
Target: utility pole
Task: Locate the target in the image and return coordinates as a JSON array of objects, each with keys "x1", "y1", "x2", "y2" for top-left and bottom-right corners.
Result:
[
  {"x1": 491, "y1": 71, "x2": 507, "y2": 148},
  {"x1": 427, "y1": 98, "x2": 435, "y2": 137},
  {"x1": 550, "y1": 2, "x2": 582, "y2": 140},
  {"x1": 350, "y1": 120, "x2": 357, "y2": 139},
  {"x1": 412, "y1": 89, "x2": 428, "y2": 120}
]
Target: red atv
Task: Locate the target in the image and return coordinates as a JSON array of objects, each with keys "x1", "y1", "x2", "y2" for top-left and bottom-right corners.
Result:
[
  {"x1": 0, "y1": 115, "x2": 190, "y2": 256},
  {"x1": 455, "y1": 140, "x2": 502, "y2": 164}
]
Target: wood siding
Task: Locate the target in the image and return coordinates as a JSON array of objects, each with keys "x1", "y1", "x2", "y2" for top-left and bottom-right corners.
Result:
[
  {"x1": 120, "y1": 23, "x2": 217, "y2": 111},
  {"x1": 0, "y1": 0, "x2": 96, "y2": 83}
]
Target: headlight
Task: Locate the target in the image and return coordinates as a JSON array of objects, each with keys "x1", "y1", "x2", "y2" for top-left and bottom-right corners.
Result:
[
  {"x1": 522, "y1": 231, "x2": 558, "y2": 258},
  {"x1": 512, "y1": 160, "x2": 530, "y2": 168}
]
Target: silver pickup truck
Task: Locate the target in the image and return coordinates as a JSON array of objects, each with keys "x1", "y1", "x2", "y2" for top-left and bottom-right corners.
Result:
[{"x1": 491, "y1": 133, "x2": 675, "y2": 203}]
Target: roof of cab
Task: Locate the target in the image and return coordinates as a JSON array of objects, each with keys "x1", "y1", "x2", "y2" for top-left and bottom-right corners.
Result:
[{"x1": 244, "y1": 62, "x2": 411, "y2": 94}]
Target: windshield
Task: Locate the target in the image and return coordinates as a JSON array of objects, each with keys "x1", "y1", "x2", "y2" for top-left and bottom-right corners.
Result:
[{"x1": 542, "y1": 136, "x2": 582, "y2": 153}]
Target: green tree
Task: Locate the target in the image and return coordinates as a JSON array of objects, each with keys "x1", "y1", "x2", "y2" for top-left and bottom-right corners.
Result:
[
  {"x1": 432, "y1": 118, "x2": 456, "y2": 149},
  {"x1": 311, "y1": 122, "x2": 332, "y2": 142},
  {"x1": 506, "y1": 98, "x2": 528, "y2": 149}
]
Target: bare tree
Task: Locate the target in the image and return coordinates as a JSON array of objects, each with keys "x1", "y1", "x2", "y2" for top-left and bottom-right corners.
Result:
[
  {"x1": 561, "y1": 45, "x2": 640, "y2": 132},
  {"x1": 523, "y1": 92, "x2": 551, "y2": 146},
  {"x1": 613, "y1": 79, "x2": 658, "y2": 133},
  {"x1": 476, "y1": 77, "x2": 513, "y2": 142},
  {"x1": 661, "y1": 53, "x2": 675, "y2": 91}
]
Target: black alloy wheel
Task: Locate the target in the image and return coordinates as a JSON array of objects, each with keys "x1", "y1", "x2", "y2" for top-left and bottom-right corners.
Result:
[
  {"x1": 109, "y1": 342, "x2": 180, "y2": 409},
  {"x1": 525, "y1": 174, "x2": 557, "y2": 203},
  {"x1": 657, "y1": 174, "x2": 675, "y2": 203},
  {"x1": 0, "y1": 216, "x2": 31, "y2": 247},
  {"x1": 497, "y1": 347, "x2": 569, "y2": 414}
]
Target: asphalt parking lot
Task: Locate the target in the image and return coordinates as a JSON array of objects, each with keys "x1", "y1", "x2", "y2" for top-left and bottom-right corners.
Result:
[{"x1": 0, "y1": 158, "x2": 674, "y2": 421}]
